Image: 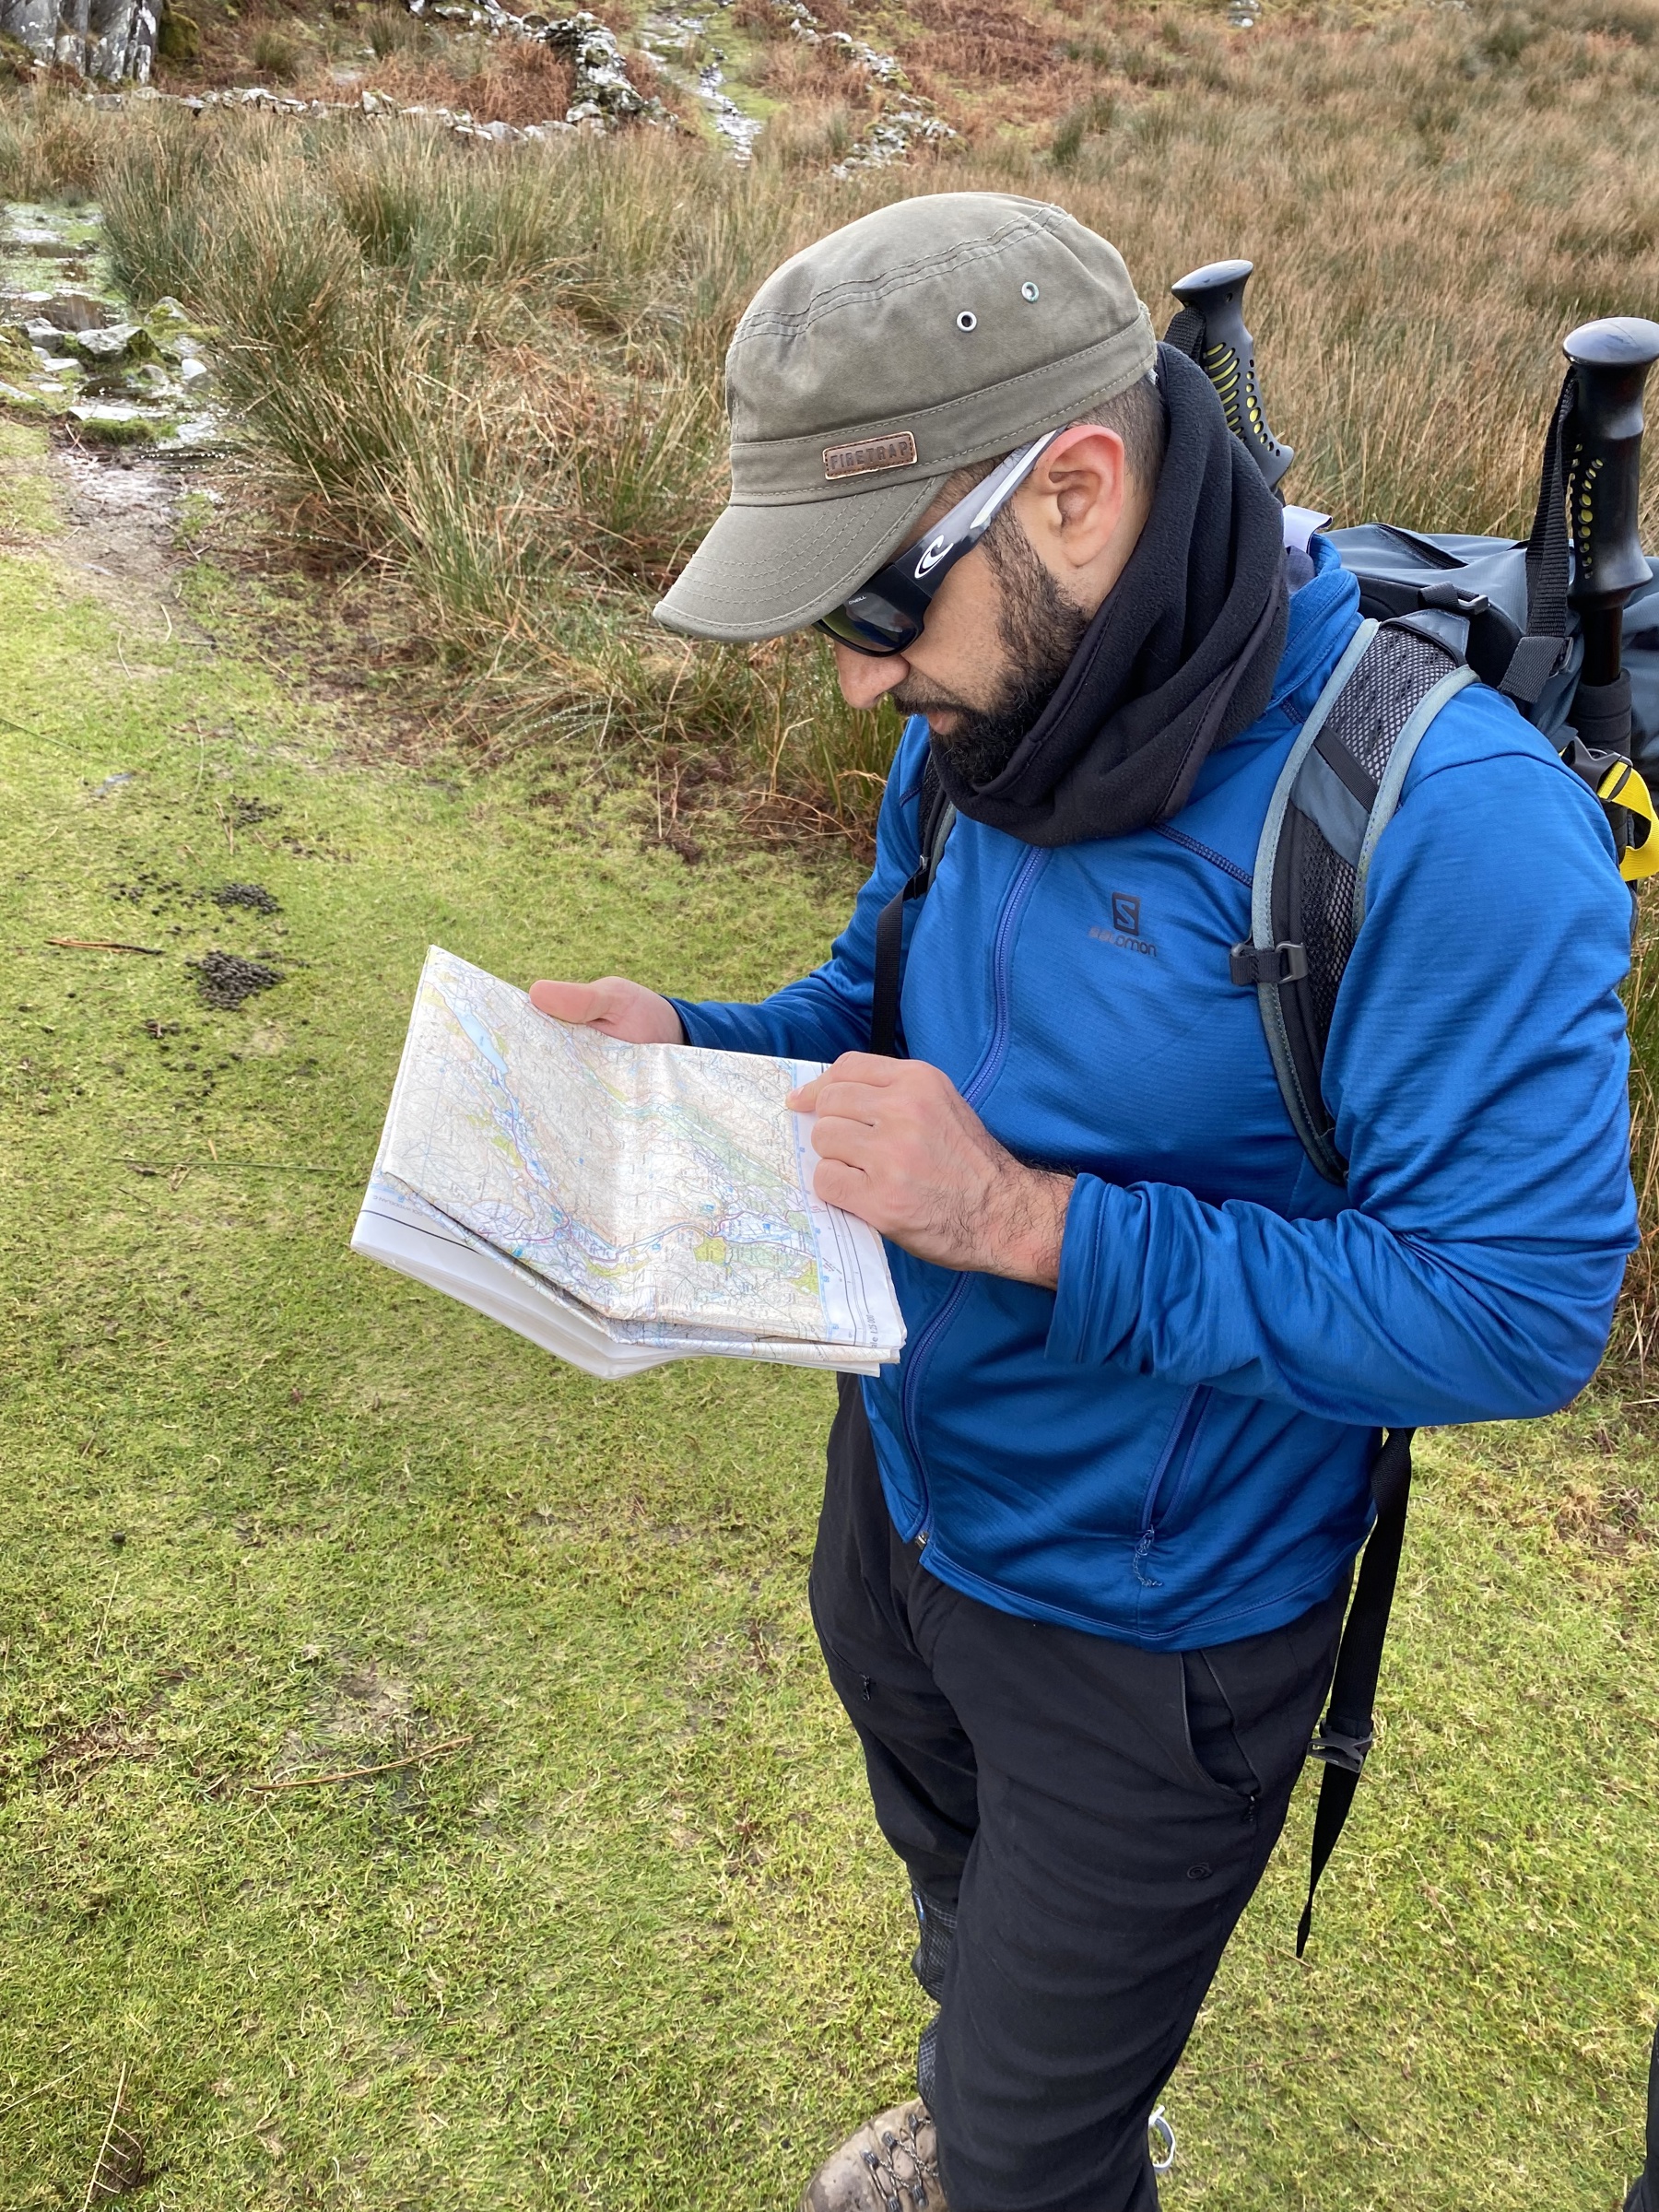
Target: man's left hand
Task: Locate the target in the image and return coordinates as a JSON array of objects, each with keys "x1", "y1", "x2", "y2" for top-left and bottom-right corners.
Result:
[{"x1": 788, "y1": 1053, "x2": 1074, "y2": 1288}]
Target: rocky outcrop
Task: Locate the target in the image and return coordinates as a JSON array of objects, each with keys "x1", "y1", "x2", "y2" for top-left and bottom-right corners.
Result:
[{"x1": 0, "y1": 0, "x2": 157, "y2": 80}]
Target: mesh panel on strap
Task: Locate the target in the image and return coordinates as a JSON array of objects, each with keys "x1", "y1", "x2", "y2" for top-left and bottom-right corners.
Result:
[{"x1": 1290, "y1": 626, "x2": 1458, "y2": 1054}]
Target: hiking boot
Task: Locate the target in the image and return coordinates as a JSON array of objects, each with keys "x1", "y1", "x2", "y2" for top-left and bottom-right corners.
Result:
[{"x1": 799, "y1": 2100, "x2": 945, "y2": 2212}]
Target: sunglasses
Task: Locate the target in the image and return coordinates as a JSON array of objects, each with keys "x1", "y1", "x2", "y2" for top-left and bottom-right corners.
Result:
[{"x1": 815, "y1": 429, "x2": 1063, "y2": 658}]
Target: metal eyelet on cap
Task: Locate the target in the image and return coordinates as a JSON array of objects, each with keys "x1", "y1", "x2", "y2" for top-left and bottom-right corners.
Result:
[
  {"x1": 956, "y1": 310, "x2": 977, "y2": 332},
  {"x1": 1021, "y1": 281, "x2": 1040, "y2": 301}
]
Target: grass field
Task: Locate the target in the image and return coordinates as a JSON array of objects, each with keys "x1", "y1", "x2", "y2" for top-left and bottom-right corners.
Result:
[{"x1": 1, "y1": 405, "x2": 1656, "y2": 2209}]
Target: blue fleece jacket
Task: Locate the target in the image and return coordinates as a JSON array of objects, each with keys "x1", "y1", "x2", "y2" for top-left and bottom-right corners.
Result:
[{"x1": 673, "y1": 544, "x2": 1638, "y2": 1649}]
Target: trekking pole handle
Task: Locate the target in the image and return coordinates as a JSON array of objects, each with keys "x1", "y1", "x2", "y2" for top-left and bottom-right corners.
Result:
[
  {"x1": 1563, "y1": 317, "x2": 1659, "y2": 619},
  {"x1": 1168, "y1": 258, "x2": 1294, "y2": 491},
  {"x1": 1558, "y1": 317, "x2": 1659, "y2": 876}
]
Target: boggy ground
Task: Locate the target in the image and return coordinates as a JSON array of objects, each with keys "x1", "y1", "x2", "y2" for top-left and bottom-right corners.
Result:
[{"x1": 1, "y1": 409, "x2": 1657, "y2": 2207}]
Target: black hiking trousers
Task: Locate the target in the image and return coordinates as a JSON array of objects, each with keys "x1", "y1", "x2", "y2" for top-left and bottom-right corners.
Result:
[{"x1": 809, "y1": 1378, "x2": 1347, "y2": 2212}]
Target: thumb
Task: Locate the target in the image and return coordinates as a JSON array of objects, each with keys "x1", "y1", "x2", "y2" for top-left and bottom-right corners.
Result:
[{"x1": 528, "y1": 979, "x2": 610, "y2": 1025}]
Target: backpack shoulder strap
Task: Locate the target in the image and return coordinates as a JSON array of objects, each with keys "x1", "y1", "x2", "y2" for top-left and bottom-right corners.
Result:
[
  {"x1": 1230, "y1": 621, "x2": 1477, "y2": 1182},
  {"x1": 870, "y1": 751, "x2": 957, "y2": 1057}
]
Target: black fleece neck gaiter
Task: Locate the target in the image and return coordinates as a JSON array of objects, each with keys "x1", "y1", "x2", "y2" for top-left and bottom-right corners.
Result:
[{"x1": 930, "y1": 343, "x2": 1290, "y2": 848}]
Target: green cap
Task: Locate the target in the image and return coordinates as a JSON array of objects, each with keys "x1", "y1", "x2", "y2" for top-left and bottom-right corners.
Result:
[{"x1": 653, "y1": 192, "x2": 1156, "y2": 644}]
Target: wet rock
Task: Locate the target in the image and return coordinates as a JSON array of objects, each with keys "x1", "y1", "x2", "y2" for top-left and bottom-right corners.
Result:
[
  {"x1": 65, "y1": 323, "x2": 159, "y2": 366},
  {"x1": 41, "y1": 293, "x2": 112, "y2": 334}
]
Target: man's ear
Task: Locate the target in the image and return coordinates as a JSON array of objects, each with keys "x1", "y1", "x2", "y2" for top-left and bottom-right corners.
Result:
[{"x1": 1022, "y1": 424, "x2": 1128, "y2": 573}]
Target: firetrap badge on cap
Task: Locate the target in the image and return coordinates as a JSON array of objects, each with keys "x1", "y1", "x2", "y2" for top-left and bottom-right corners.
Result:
[{"x1": 653, "y1": 193, "x2": 1157, "y2": 645}]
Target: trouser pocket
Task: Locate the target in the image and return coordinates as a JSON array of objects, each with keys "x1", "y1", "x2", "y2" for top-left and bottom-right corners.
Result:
[{"x1": 1179, "y1": 1648, "x2": 1263, "y2": 1805}]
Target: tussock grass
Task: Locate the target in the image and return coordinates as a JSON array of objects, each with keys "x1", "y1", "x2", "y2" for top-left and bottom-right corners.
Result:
[
  {"x1": 71, "y1": 109, "x2": 907, "y2": 824},
  {"x1": 3, "y1": 0, "x2": 1654, "y2": 831}
]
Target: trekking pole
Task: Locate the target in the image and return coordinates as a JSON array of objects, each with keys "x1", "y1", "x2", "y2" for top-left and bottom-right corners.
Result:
[
  {"x1": 1163, "y1": 259, "x2": 1294, "y2": 492},
  {"x1": 1558, "y1": 316, "x2": 1659, "y2": 877}
]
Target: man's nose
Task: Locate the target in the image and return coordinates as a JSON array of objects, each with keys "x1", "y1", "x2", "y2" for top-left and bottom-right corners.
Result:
[{"x1": 832, "y1": 640, "x2": 910, "y2": 711}]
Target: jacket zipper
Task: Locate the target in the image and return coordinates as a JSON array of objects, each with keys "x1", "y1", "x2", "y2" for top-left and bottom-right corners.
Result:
[
  {"x1": 1132, "y1": 1385, "x2": 1212, "y2": 1588},
  {"x1": 900, "y1": 845, "x2": 1050, "y2": 1540}
]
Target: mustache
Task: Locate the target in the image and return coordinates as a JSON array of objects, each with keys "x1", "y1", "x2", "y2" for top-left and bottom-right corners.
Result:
[{"x1": 891, "y1": 677, "x2": 980, "y2": 722}]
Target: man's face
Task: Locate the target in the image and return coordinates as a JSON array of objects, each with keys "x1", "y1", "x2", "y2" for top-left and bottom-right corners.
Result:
[{"x1": 828, "y1": 426, "x2": 1137, "y2": 788}]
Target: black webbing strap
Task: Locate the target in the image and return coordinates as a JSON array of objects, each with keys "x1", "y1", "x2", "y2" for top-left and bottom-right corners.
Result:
[
  {"x1": 1296, "y1": 1424, "x2": 1416, "y2": 1957},
  {"x1": 1500, "y1": 369, "x2": 1575, "y2": 707},
  {"x1": 870, "y1": 887, "x2": 908, "y2": 1058},
  {"x1": 1162, "y1": 305, "x2": 1205, "y2": 361},
  {"x1": 870, "y1": 755, "x2": 952, "y2": 1058}
]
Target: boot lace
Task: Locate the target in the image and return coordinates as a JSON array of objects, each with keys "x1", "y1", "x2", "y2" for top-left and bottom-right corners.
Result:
[{"x1": 860, "y1": 2107, "x2": 939, "y2": 2212}]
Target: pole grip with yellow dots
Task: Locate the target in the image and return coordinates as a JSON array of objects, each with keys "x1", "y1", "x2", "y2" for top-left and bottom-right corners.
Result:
[{"x1": 1166, "y1": 260, "x2": 1294, "y2": 494}]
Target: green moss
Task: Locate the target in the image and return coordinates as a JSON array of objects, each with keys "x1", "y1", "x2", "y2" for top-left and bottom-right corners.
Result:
[
  {"x1": 72, "y1": 414, "x2": 157, "y2": 447},
  {"x1": 0, "y1": 532, "x2": 1654, "y2": 2207},
  {"x1": 0, "y1": 416, "x2": 59, "y2": 535},
  {"x1": 0, "y1": 320, "x2": 37, "y2": 380},
  {"x1": 157, "y1": 2, "x2": 202, "y2": 62},
  {"x1": 0, "y1": 30, "x2": 38, "y2": 83}
]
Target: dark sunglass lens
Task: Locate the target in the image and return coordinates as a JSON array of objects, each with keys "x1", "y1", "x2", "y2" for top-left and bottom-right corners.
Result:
[{"x1": 818, "y1": 601, "x2": 916, "y2": 655}]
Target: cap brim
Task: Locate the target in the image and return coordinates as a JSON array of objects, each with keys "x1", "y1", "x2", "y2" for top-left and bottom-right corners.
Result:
[{"x1": 653, "y1": 474, "x2": 947, "y2": 643}]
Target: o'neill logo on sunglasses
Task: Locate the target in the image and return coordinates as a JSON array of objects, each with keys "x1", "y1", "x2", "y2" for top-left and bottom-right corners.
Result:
[{"x1": 913, "y1": 535, "x2": 951, "y2": 578}]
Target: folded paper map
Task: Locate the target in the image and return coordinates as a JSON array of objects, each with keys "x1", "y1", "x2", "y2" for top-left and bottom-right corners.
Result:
[{"x1": 351, "y1": 947, "x2": 905, "y2": 1379}]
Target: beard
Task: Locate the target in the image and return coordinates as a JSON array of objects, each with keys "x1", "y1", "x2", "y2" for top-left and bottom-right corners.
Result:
[{"x1": 893, "y1": 515, "x2": 1090, "y2": 789}]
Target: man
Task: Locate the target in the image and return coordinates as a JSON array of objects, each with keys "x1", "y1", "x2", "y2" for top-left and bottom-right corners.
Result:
[
  {"x1": 532, "y1": 194, "x2": 1638, "y2": 2210},
  {"x1": 1630, "y1": 2021, "x2": 1657, "y2": 2212}
]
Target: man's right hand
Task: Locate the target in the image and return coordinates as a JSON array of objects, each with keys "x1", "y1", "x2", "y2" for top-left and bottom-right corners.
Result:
[{"x1": 527, "y1": 976, "x2": 685, "y2": 1045}]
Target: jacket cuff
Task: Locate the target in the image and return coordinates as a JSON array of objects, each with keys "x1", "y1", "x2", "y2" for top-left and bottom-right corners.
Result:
[{"x1": 1046, "y1": 1174, "x2": 1150, "y2": 1369}]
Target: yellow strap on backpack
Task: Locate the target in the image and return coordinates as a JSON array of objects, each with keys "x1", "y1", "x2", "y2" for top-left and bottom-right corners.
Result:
[{"x1": 1597, "y1": 759, "x2": 1659, "y2": 882}]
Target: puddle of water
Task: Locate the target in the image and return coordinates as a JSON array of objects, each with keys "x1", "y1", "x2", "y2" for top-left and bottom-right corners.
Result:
[{"x1": 0, "y1": 202, "x2": 224, "y2": 455}]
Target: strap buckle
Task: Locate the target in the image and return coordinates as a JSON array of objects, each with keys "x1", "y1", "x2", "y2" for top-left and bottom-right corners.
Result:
[
  {"x1": 1230, "y1": 939, "x2": 1309, "y2": 988},
  {"x1": 1310, "y1": 1722, "x2": 1373, "y2": 1774},
  {"x1": 1418, "y1": 580, "x2": 1489, "y2": 617}
]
